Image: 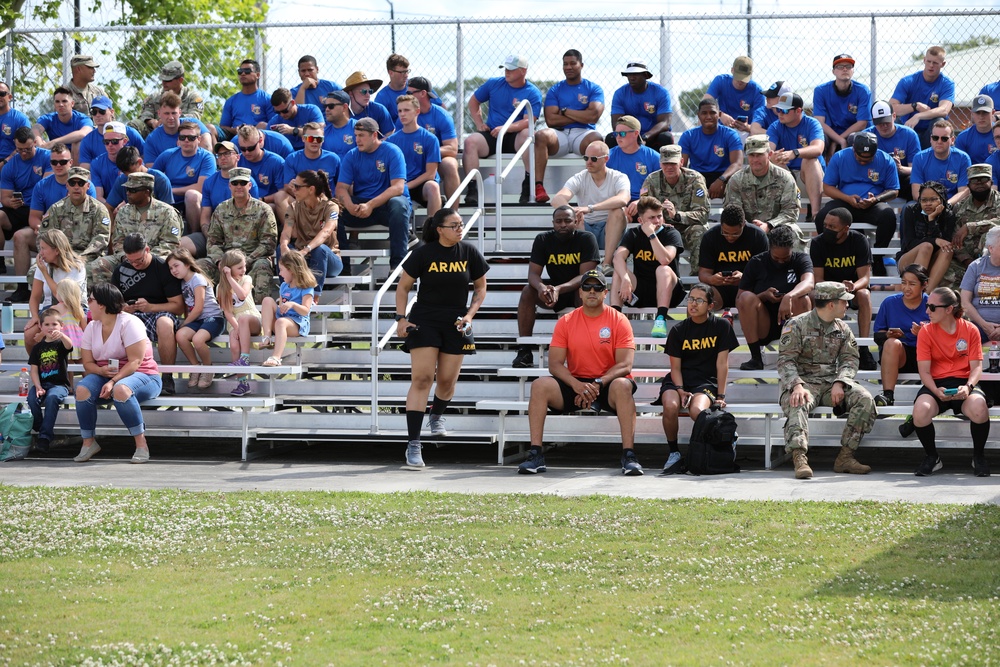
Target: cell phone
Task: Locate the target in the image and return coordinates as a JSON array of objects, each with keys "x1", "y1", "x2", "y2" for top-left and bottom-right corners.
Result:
[
  {"x1": 627, "y1": 293, "x2": 640, "y2": 307},
  {"x1": 736, "y1": 115, "x2": 748, "y2": 123},
  {"x1": 721, "y1": 270, "x2": 733, "y2": 277},
  {"x1": 127, "y1": 299, "x2": 137, "y2": 306},
  {"x1": 943, "y1": 388, "x2": 958, "y2": 396},
  {"x1": 11, "y1": 191, "x2": 22, "y2": 201},
  {"x1": 889, "y1": 327, "x2": 904, "y2": 335}
]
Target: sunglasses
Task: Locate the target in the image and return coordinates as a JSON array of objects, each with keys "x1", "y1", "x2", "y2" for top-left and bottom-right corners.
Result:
[
  {"x1": 50, "y1": 159, "x2": 70, "y2": 166},
  {"x1": 178, "y1": 134, "x2": 199, "y2": 142},
  {"x1": 930, "y1": 135, "x2": 951, "y2": 142},
  {"x1": 289, "y1": 182, "x2": 306, "y2": 190},
  {"x1": 103, "y1": 138, "x2": 122, "y2": 145},
  {"x1": 124, "y1": 186, "x2": 148, "y2": 193},
  {"x1": 582, "y1": 156, "x2": 602, "y2": 163},
  {"x1": 926, "y1": 303, "x2": 951, "y2": 312},
  {"x1": 580, "y1": 283, "x2": 606, "y2": 292},
  {"x1": 303, "y1": 135, "x2": 324, "y2": 144},
  {"x1": 67, "y1": 178, "x2": 88, "y2": 187},
  {"x1": 0, "y1": 91, "x2": 8, "y2": 97},
  {"x1": 274, "y1": 106, "x2": 294, "y2": 115},
  {"x1": 355, "y1": 88, "x2": 375, "y2": 95},
  {"x1": 324, "y1": 102, "x2": 343, "y2": 109},
  {"x1": 777, "y1": 107, "x2": 794, "y2": 114},
  {"x1": 236, "y1": 68, "x2": 255, "y2": 75},
  {"x1": 239, "y1": 143, "x2": 259, "y2": 152},
  {"x1": 230, "y1": 180, "x2": 250, "y2": 187},
  {"x1": 90, "y1": 107, "x2": 109, "y2": 115},
  {"x1": 614, "y1": 130, "x2": 636, "y2": 137},
  {"x1": 439, "y1": 223, "x2": 463, "y2": 230}
]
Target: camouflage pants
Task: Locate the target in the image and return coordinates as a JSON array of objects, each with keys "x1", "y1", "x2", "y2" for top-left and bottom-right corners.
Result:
[
  {"x1": 198, "y1": 256, "x2": 275, "y2": 301},
  {"x1": 780, "y1": 379, "x2": 876, "y2": 453},
  {"x1": 679, "y1": 223, "x2": 707, "y2": 276},
  {"x1": 89, "y1": 255, "x2": 121, "y2": 286}
]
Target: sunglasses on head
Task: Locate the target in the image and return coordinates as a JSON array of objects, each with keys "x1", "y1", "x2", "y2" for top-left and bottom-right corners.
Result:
[
  {"x1": 580, "y1": 283, "x2": 605, "y2": 292},
  {"x1": 303, "y1": 135, "x2": 324, "y2": 144},
  {"x1": 930, "y1": 134, "x2": 950, "y2": 142},
  {"x1": 50, "y1": 159, "x2": 70, "y2": 166},
  {"x1": 103, "y1": 138, "x2": 122, "y2": 145},
  {"x1": 178, "y1": 134, "x2": 199, "y2": 142},
  {"x1": 582, "y1": 156, "x2": 602, "y2": 163},
  {"x1": 67, "y1": 178, "x2": 87, "y2": 187}
]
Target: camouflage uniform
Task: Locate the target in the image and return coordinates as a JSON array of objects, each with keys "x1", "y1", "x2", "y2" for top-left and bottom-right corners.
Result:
[
  {"x1": 41, "y1": 194, "x2": 111, "y2": 282},
  {"x1": 201, "y1": 197, "x2": 278, "y2": 298},
  {"x1": 130, "y1": 86, "x2": 206, "y2": 137},
  {"x1": 941, "y1": 189, "x2": 1000, "y2": 290},
  {"x1": 724, "y1": 162, "x2": 806, "y2": 250},
  {"x1": 777, "y1": 307, "x2": 876, "y2": 453},
  {"x1": 64, "y1": 80, "x2": 108, "y2": 116},
  {"x1": 641, "y1": 167, "x2": 709, "y2": 275},
  {"x1": 91, "y1": 198, "x2": 182, "y2": 284}
]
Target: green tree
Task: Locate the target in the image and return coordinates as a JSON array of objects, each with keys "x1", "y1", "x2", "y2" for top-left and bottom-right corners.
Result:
[{"x1": 679, "y1": 82, "x2": 710, "y2": 119}]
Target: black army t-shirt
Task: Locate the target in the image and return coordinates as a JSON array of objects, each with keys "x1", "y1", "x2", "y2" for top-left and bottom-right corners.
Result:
[
  {"x1": 665, "y1": 314, "x2": 740, "y2": 387},
  {"x1": 698, "y1": 224, "x2": 769, "y2": 274},
  {"x1": 808, "y1": 230, "x2": 872, "y2": 284},
  {"x1": 403, "y1": 240, "x2": 489, "y2": 320},
  {"x1": 111, "y1": 255, "x2": 182, "y2": 303},
  {"x1": 529, "y1": 229, "x2": 600, "y2": 286},
  {"x1": 618, "y1": 225, "x2": 684, "y2": 280},
  {"x1": 738, "y1": 251, "x2": 813, "y2": 295}
]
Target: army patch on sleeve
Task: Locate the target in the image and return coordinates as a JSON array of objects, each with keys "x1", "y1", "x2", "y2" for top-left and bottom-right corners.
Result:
[
  {"x1": 171, "y1": 227, "x2": 180, "y2": 236},
  {"x1": 695, "y1": 188, "x2": 705, "y2": 197}
]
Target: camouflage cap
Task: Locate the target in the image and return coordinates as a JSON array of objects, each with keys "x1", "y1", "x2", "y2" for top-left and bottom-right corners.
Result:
[
  {"x1": 659, "y1": 144, "x2": 682, "y2": 164},
  {"x1": 124, "y1": 172, "x2": 155, "y2": 190},
  {"x1": 228, "y1": 167, "x2": 252, "y2": 183},
  {"x1": 813, "y1": 281, "x2": 854, "y2": 301},
  {"x1": 160, "y1": 61, "x2": 185, "y2": 81},
  {"x1": 616, "y1": 115, "x2": 641, "y2": 131},
  {"x1": 745, "y1": 134, "x2": 771, "y2": 155},
  {"x1": 968, "y1": 163, "x2": 993, "y2": 180},
  {"x1": 70, "y1": 54, "x2": 98, "y2": 68},
  {"x1": 67, "y1": 166, "x2": 90, "y2": 182},
  {"x1": 581, "y1": 269, "x2": 607, "y2": 288}
]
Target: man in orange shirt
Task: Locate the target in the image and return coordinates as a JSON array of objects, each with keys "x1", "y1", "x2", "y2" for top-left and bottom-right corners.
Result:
[{"x1": 519, "y1": 269, "x2": 643, "y2": 475}]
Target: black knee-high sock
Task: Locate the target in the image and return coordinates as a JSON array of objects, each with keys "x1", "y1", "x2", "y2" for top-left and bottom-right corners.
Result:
[
  {"x1": 749, "y1": 342, "x2": 762, "y2": 361},
  {"x1": 915, "y1": 423, "x2": 937, "y2": 457},
  {"x1": 971, "y1": 420, "x2": 990, "y2": 455},
  {"x1": 431, "y1": 395, "x2": 451, "y2": 416},
  {"x1": 406, "y1": 410, "x2": 423, "y2": 441},
  {"x1": 667, "y1": 439, "x2": 679, "y2": 453}
]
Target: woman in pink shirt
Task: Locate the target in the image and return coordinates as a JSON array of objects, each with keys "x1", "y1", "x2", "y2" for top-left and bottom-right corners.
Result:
[{"x1": 72, "y1": 283, "x2": 162, "y2": 464}]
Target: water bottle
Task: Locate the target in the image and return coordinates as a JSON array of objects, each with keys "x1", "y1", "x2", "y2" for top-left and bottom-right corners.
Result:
[
  {"x1": 990, "y1": 342, "x2": 1000, "y2": 374},
  {"x1": 18, "y1": 368, "x2": 30, "y2": 397},
  {"x1": 721, "y1": 308, "x2": 735, "y2": 327},
  {"x1": 1, "y1": 303, "x2": 12, "y2": 334}
]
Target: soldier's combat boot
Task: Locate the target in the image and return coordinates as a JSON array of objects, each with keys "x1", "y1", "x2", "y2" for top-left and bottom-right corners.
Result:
[
  {"x1": 792, "y1": 449, "x2": 813, "y2": 479},
  {"x1": 833, "y1": 445, "x2": 871, "y2": 474}
]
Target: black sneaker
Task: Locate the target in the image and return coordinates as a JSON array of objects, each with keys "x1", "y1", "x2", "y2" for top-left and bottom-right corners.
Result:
[
  {"x1": 858, "y1": 348, "x2": 877, "y2": 371},
  {"x1": 973, "y1": 456, "x2": 991, "y2": 477},
  {"x1": 161, "y1": 373, "x2": 175, "y2": 396},
  {"x1": 739, "y1": 358, "x2": 764, "y2": 371},
  {"x1": 518, "y1": 174, "x2": 530, "y2": 204},
  {"x1": 512, "y1": 348, "x2": 534, "y2": 368},
  {"x1": 914, "y1": 454, "x2": 943, "y2": 476},
  {"x1": 874, "y1": 393, "x2": 894, "y2": 407},
  {"x1": 34, "y1": 438, "x2": 51, "y2": 453},
  {"x1": 518, "y1": 449, "x2": 547, "y2": 474},
  {"x1": 464, "y1": 189, "x2": 478, "y2": 208},
  {"x1": 898, "y1": 415, "x2": 915, "y2": 438},
  {"x1": 621, "y1": 449, "x2": 644, "y2": 476},
  {"x1": 7, "y1": 285, "x2": 31, "y2": 303}
]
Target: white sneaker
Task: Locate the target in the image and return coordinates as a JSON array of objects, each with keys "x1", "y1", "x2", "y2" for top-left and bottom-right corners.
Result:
[
  {"x1": 405, "y1": 441, "x2": 425, "y2": 468},
  {"x1": 427, "y1": 414, "x2": 447, "y2": 436}
]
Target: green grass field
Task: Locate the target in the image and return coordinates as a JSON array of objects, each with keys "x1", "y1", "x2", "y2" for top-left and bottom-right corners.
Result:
[{"x1": 0, "y1": 488, "x2": 998, "y2": 666}]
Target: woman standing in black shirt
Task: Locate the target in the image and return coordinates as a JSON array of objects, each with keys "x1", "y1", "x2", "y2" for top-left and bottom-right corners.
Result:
[{"x1": 396, "y1": 209, "x2": 489, "y2": 467}]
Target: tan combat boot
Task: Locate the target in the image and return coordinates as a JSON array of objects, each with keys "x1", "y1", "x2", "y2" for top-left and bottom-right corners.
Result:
[
  {"x1": 833, "y1": 445, "x2": 871, "y2": 474},
  {"x1": 792, "y1": 449, "x2": 813, "y2": 479}
]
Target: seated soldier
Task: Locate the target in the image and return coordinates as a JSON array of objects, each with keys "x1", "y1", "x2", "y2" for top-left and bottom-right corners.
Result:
[
  {"x1": 767, "y1": 92, "x2": 826, "y2": 222},
  {"x1": 267, "y1": 87, "x2": 324, "y2": 152},
  {"x1": 736, "y1": 224, "x2": 814, "y2": 370},
  {"x1": 199, "y1": 141, "x2": 261, "y2": 241},
  {"x1": 943, "y1": 164, "x2": 1000, "y2": 290},
  {"x1": 513, "y1": 205, "x2": 600, "y2": 368},
  {"x1": 610, "y1": 196, "x2": 685, "y2": 338},
  {"x1": 152, "y1": 120, "x2": 216, "y2": 251},
  {"x1": 386, "y1": 94, "x2": 442, "y2": 218},
  {"x1": 678, "y1": 98, "x2": 743, "y2": 200},
  {"x1": 697, "y1": 204, "x2": 769, "y2": 310},
  {"x1": 724, "y1": 134, "x2": 804, "y2": 245},
  {"x1": 235, "y1": 124, "x2": 289, "y2": 225}
]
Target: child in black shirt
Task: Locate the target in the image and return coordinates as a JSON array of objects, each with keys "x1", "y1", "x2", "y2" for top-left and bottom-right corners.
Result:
[{"x1": 27, "y1": 309, "x2": 74, "y2": 452}]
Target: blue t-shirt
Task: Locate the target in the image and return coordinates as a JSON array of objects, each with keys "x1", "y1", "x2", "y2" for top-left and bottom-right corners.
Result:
[
  {"x1": 259, "y1": 130, "x2": 294, "y2": 158},
  {"x1": 473, "y1": 77, "x2": 544, "y2": 129},
  {"x1": 910, "y1": 147, "x2": 971, "y2": 198},
  {"x1": 352, "y1": 102, "x2": 394, "y2": 136},
  {"x1": 0, "y1": 148, "x2": 51, "y2": 200},
  {"x1": 375, "y1": 86, "x2": 408, "y2": 123},
  {"x1": 283, "y1": 150, "x2": 341, "y2": 192},
  {"x1": 986, "y1": 151, "x2": 1000, "y2": 187},
  {"x1": 393, "y1": 105, "x2": 457, "y2": 144},
  {"x1": 978, "y1": 81, "x2": 1000, "y2": 113},
  {"x1": 238, "y1": 150, "x2": 286, "y2": 197},
  {"x1": 544, "y1": 79, "x2": 605, "y2": 130},
  {"x1": 338, "y1": 141, "x2": 408, "y2": 201},
  {"x1": 873, "y1": 292, "x2": 928, "y2": 347},
  {"x1": 324, "y1": 119, "x2": 357, "y2": 158},
  {"x1": 812, "y1": 80, "x2": 873, "y2": 134},
  {"x1": 290, "y1": 79, "x2": 341, "y2": 109},
  {"x1": 89, "y1": 153, "x2": 122, "y2": 193},
  {"x1": 863, "y1": 123, "x2": 921, "y2": 167},
  {"x1": 143, "y1": 118, "x2": 210, "y2": 164},
  {"x1": 36, "y1": 110, "x2": 94, "y2": 140},
  {"x1": 201, "y1": 171, "x2": 259, "y2": 211},
  {"x1": 606, "y1": 145, "x2": 661, "y2": 200},
  {"x1": 610, "y1": 82, "x2": 672, "y2": 134},
  {"x1": 823, "y1": 149, "x2": 900, "y2": 198},
  {"x1": 0, "y1": 109, "x2": 31, "y2": 158},
  {"x1": 277, "y1": 282, "x2": 313, "y2": 331},
  {"x1": 152, "y1": 147, "x2": 217, "y2": 200},
  {"x1": 706, "y1": 74, "x2": 765, "y2": 121},
  {"x1": 386, "y1": 127, "x2": 442, "y2": 183},
  {"x1": 678, "y1": 125, "x2": 743, "y2": 174},
  {"x1": 891, "y1": 71, "x2": 956, "y2": 133},
  {"x1": 106, "y1": 168, "x2": 173, "y2": 209},
  {"x1": 30, "y1": 174, "x2": 97, "y2": 213},
  {"x1": 266, "y1": 104, "x2": 324, "y2": 151},
  {"x1": 79, "y1": 126, "x2": 145, "y2": 166},
  {"x1": 955, "y1": 125, "x2": 997, "y2": 165},
  {"x1": 752, "y1": 105, "x2": 779, "y2": 131},
  {"x1": 221, "y1": 90, "x2": 274, "y2": 129},
  {"x1": 767, "y1": 116, "x2": 826, "y2": 170}
]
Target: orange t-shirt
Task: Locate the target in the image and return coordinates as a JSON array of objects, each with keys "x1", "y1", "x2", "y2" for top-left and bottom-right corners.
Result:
[
  {"x1": 916, "y1": 318, "x2": 983, "y2": 379},
  {"x1": 551, "y1": 306, "x2": 634, "y2": 379}
]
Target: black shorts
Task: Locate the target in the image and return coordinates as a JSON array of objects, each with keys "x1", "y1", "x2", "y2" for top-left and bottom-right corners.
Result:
[
  {"x1": 632, "y1": 274, "x2": 685, "y2": 308},
  {"x1": 879, "y1": 343, "x2": 918, "y2": 373},
  {"x1": 717, "y1": 284, "x2": 738, "y2": 309},
  {"x1": 407, "y1": 186, "x2": 429, "y2": 208},
  {"x1": 652, "y1": 380, "x2": 717, "y2": 405},
  {"x1": 916, "y1": 376, "x2": 985, "y2": 416},
  {"x1": 539, "y1": 283, "x2": 578, "y2": 313},
  {"x1": 552, "y1": 376, "x2": 637, "y2": 415},
  {"x1": 760, "y1": 302, "x2": 782, "y2": 344},
  {"x1": 478, "y1": 129, "x2": 518, "y2": 157},
  {"x1": 404, "y1": 319, "x2": 475, "y2": 356},
  {"x1": 184, "y1": 231, "x2": 207, "y2": 258},
  {"x1": 1, "y1": 205, "x2": 29, "y2": 239}
]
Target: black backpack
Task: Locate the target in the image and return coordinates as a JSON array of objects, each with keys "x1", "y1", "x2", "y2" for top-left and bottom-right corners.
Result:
[{"x1": 686, "y1": 406, "x2": 740, "y2": 475}]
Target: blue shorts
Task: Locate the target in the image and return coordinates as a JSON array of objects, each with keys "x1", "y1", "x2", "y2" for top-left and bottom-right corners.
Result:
[
  {"x1": 279, "y1": 312, "x2": 310, "y2": 336},
  {"x1": 182, "y1": 316, "x2": 226, "y2": 339}
]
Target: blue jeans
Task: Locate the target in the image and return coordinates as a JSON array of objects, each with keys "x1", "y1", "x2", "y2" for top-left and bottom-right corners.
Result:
[
  {"x1": 338, "y1": 195, "x2": 411, "y2": 268},
  {"x1": 280, "y1": 243, "x2": 343, "y2": 292},
  {"x1": 27, "y1": 383, "x2": 70, "y2": 441},
  {"x1": 76, "y1": 372, "x2": 162, "y2": 439}
]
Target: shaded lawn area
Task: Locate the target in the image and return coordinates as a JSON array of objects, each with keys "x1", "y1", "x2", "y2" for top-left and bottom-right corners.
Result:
[{"x1": 1, "y1": 488, "x2": 998, "y2": 666}]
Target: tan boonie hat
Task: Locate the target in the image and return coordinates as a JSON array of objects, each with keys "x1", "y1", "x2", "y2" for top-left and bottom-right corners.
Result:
[
  {"x1": 813, "y1": 281, "x2": 854, "y2": 301},
  {"x1": 745, "y1": 134, "x2": 771, "y2": 154},
  {"x1": 228, "y1": 167, "x2": 252, "y2": 183},
  {"x1": 124, "y1": 172, "x2": 155, "y2": 189},
  {"x1": 160, "y1": 61, "x2": 184, "y2": 81},
  {"x1": 71, "y1": 54, "x2": 98, "y2": 68},
  {"x1": 968, "y1": 163, "x2": 993, "y2": 180},
  {"x1": 732, "y1": 56, "x2": 753, "y2": 82},
  {"x1": 616, "y1": 115, "x2": 641, "y2": 131},
  {"x1": 343, "y1": 71, "x2": 383, "y2": 92},
  {"x1": 67, "y1": 166, "x2": 90, "y2": 181},
  {"x1": 659, "y1": 145, "x2": 682, "y2": 164}
]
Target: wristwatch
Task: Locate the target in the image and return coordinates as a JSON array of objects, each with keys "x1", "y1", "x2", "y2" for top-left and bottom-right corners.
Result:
[
  {"x1": 293, "y1": 127, "x2": 300, "y2": 136},
  {"x1": 968, "y1": 383, "x2": 976, "y2": 392},
  {"x1": 648, "y1": 232, "x2": 657, "y2": 240},
  {"x1": 394, "y1": 314, "x2": 406, "y2": 322},
  {"x1": 792, "y1": 149, "x2": 800, "y2": 159},
  {"x1": 594, "y1": 378, "x2": 604, "y2": 387},
  {"x1": 911, "y1": 102, "x2": 918, "y2": 112}
]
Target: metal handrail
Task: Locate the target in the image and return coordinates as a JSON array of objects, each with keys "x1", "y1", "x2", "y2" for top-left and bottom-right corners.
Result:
[
  {"x1": 368, "y1": 170, "x2": 485, "y2": 434},
  {"x1": 493, "y1": 99, "x2": 535, "y2": 253}
]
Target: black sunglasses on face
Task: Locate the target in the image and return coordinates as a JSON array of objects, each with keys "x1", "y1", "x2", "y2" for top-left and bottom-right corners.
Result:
[
  {"x1": 239, "y1": 143, "x2": 259, "y2": 152},
  {"x1": 580, "y1": 283, "x2": 606, "y2": 292},
  {"x1": 926, "y1": 303, "x2": 951, "y2": 312},
  {"x1": 236, "y1": 68, "x2": 255, "y2": 75},
  {"x1": 178, "y1": 134, "x2": 199, "y2": 142},
  {"x1": 103, "y1": 138, "x2": 122, "y2": 145},
  {"x1": 67, "y1": 179, "x2": 87, "y2": 187},
  {"x1": 50, "y1": 159, "x2": 70, "y2": 166}
]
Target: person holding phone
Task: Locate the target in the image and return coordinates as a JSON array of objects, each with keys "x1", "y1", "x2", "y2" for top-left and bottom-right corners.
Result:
[
  {"x1": 910, "y1": 287, "x2": 990, "y2": 477},
  {"x1": 897, "y1": 181, "x2": 957, "y2": 291},
  {"x1": 873, "y1": 264, "x2": 930, "y2": 407}
]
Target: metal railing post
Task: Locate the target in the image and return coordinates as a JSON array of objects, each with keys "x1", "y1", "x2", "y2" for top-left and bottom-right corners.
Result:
[
  {"x1": 660, "y1": 17, "x2": 672, "y2": 97},
  {"x1": 254, "y1": 27, "x2": 264, "y2": 89},
  {"x1": 3, "y1": 31, "x2": 12, "y2": 88},
  {"x1": 869, "y1": 15, "x2": 877, "y2": 95},
  {"x1": 494, "y1": 100, "x2": 535, "y2": 253},
  {"x1": 61, "y1": 32, "x2": 71, "y2": 83},
  {"x1": 456, "y1": 22, "x2": 464, "y2": 148}
]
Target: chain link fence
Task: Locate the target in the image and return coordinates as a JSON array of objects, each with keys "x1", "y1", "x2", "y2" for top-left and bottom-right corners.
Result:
[{"x1": 6, "y1": 10, "x2": 1000, "y2": 138}]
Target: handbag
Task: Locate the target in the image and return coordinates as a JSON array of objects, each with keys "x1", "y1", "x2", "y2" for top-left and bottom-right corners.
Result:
[{"x1": 0, "y1": 402, "x2": 34, "y2": 462}]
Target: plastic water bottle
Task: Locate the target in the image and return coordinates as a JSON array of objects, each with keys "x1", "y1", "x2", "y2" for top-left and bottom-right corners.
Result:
[
  {"x1": 990, "y1": 342, "x2": 1000, "y2": 374},
  {"x1": 18, "y1": 368, "x2": 30, "y2": 397},
  {"x1": 721, "y1": 309, "x2": 735, "y2": 327},
  {"x1": 0, "y1": 304, "x2": 12, "y2": 334}
]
